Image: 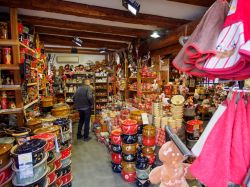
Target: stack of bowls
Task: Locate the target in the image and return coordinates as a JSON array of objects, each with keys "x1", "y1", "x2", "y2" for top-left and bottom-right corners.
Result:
[
  {"x1": 152, "y1": 102, "x2": 163, "y2": 117},
  {"x1": 110, "y1": 129, "x2": 122, "y2": 173},
  {"x1": 53, "y1": 118, "x2": 71, "y2": 145},
  {"x1": 135, "y1": 154, "x2": 150, "y2": 187},
  {"x1": 11, "y1": 139, "x2": 49, "y2": 187},
  {"x1": 0, "y1": 143, "x2": 13, "y2": 187},
  {"x1": 186, "y1": 120, "x2": 203, "y2": 149},
  {"x1": 142, "y1": 125, "x2": 156, "y2": 166},
  {"x1": 121, "y1": 119, "x2": 138, "y2": 183},
  {"x1": 130, "y1": 110, "x2": 143, "y2": 146}
]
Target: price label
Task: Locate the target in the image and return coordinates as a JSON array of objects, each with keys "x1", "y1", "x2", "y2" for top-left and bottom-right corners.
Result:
[
  {"x1": 18, "y1": 153, "x2": 33, "y2": 179},
  {"x1": 141, "y1": 113, "x2": 149, "y2": 125}
]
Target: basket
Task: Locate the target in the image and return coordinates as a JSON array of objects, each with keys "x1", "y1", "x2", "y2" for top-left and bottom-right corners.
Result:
[
  {"x1": 51, "y1": 104, "x2": 70, "y2": 117},
  {"x1": 42, "y1": 96, "x2": 54, "y2": 107}
]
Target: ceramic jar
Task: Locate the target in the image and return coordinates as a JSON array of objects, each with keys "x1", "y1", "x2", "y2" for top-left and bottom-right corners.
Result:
[
  {"x1": 121, "y1": 170, "x2": 136, "y2": 183},
  {"x1": 121, "y1": 134, "x2": 137, "y2": 144},
  {"x1": 53, "y1": 118, "x2": 70, "y2": 132},
  {"x1": 121, "y1": 161, "x2": 135, "y2": 173},
  {"x1": 143, "y1": 153, "x2": 156, "y2": 165},
  {"x1": 186, "y1": 120, "x2": 203, "y2": 133},
  {"x1": 0, "y1": 159, "x2": 13, "y2": 186},
  {"x1": 142, "y1": 136, "x2": 156, "y2": 147},
  {"x1": 136, "y1": 155, "x2": 149, "y2": 170},
  {"x1": 54, "y1": 153, "x2": 62, "y2": 170},
  {"x1": 61, "y1": 161, "x2": 71, "y2": 176},
  {"x1": 60, "y1": 144, "x2": 72, "y2": 160},
  {"x1": 111, "y1": 162, "x2": 122, "y2": 173},
  {"x1": 26, "y1": 118, "x2": 42, "y2": 133},
  {"x1": 122, "y1": 153, "x2": 137, "y2": 162},
  {"x1": 130, "y1": 110, "x2": 143, "y2": 124},
  {"x1": 122, "y1": 143, "x2": 137, "y2": 155},
  {"x1": 142, "y1": 125, "x2": 156, "y2": 137},
  {"x1": 60, "y1": 172, "x2": 72, "y2": 185},
  {"x1": 111, "y1": 152, "x2": 122, "y2": 164},
  {"x1": 121, "y1": 119, "x2": 138, "y2": 135},
  {"x1": 32, "y1": 133, "x2": 55, "y2": 152},
  {"x1": 0, "y1": 144, "x2": 12, "y2": 169},
  {"x1": 48, "y1": 164, "x2": 57, "y2": 186},
  {"x1": 111, "y1": 144, "x2": 122, "y2": 154},
  {"x1": 110, "y1": 129, "x2": 122, "y2": 145},
  {"x1": 5, "y1": 127, "x2": 31, "y2": 144},
  {"x1": 33, "y1": 125, "x2": 61, "y2": 139},
  {"x1": 142, "y1": 146, "x2": 154, "y2": 155},
  {"x1": 136, "y1": 166, "x2": 150, "y2": 180},
  {"x1": 61, "y1": 154, "x2": 71, "y2": 169}
]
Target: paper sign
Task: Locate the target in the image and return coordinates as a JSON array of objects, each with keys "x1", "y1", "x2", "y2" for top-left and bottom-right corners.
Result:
[
  {"x1": 141, "y1": 113, "x2": 149, "y2": 125},
  {"x1": 18, "y1": 153, "x2": 33, "y2": 179}
]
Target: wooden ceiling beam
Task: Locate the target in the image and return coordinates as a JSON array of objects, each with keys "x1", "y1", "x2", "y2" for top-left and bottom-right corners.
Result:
[
  {"x1": 35, "y1": 26, "x2": 134, "y2": 42},
  {"x1": 19, "y1": 15, "x2": 151, "y2": 38},
  {"x1": 45, "y1": 47, "x2": 102, "y2": 55},
  {"x1": 0, "y1": 0, "x2": 188, "y2": 29},
  {"x1": 40, "y1": 34, "x2": 128, "y2": 50},
  {"x1": 167, "y1": 0, "x2": 215, "y2": 7},
  {"x1": 151, "y1": 44, "x2": 182, "y2": 56}
]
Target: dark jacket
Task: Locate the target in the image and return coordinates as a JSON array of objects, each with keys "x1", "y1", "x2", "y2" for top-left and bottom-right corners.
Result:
[{"x1": 73, "y1": 85, "x2": 94, "y2": 110}]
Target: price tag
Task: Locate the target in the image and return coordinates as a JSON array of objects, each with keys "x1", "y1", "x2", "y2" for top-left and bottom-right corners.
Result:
[
  {"x1": 18, "y1": 153, "x2": 33, "y2": 179},
  {"x1": 141, "y1": 113, "x2": 149, "y2": 125}
]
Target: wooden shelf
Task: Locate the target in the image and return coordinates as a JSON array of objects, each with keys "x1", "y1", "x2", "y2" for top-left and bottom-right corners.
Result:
[
  {"x1": 128, "y1": 89, "x2": 137, "y2": 92},
  {"x1": 0, "y1": 108, "x2": 23, "y2": 114},
  {"x1": 66, "y1": 92, "x2": 75, "y2": 94},
  {"x1": 0, "y1": 64, "x2": 19, "y2": 70},
  {"x1": 66, "y1": 82, "x2": 82, "y2": 85},
  {"x1": 19, "y1": 42, "x2": 36, "y2": 53},
  {"x1": 27, "y1": 82, "x2": 38, "y2": 86},
  {"x1": 0, "y1": 85, "x2": 21, "y2": 90},
  {"x1": 24, "y1": 99, "x2": 39, "y2": 110},
  {"x1": 96, "y1": 101, "x2": 108, "y2": 103},
  {"x1": 141, "y1": 77, "x2": 156, "y2": 80},
  {"x1": 0, "y1": 39, "x2": 19, "y2": 46},
  {"x1": 95, "y1": 76, "x2": 107, "y2": 78},
  {"x1": 95, "y1": 82, "x2": 107, "y2": 84}
]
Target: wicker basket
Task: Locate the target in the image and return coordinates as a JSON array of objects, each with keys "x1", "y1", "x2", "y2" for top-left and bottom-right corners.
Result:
[
  {"x1": 51, "y1": 104, "x2": 70, "y2": 117},
  {"x1": 42, "y1": 96, "x2": 54, "y2": 107}
]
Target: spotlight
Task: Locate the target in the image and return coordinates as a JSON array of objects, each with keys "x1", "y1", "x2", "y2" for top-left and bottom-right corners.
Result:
[
  {"x1": 72, "y1": 36, "x2": 83, "y2": 46},
  {"x1": 150, "y1": 31, "x2": 160, "y2": 39},
  {"x1": 122, "y1": 0, "x2": 140, "y2": 15},
  {"x1": 99, "y1": 48, "x2": 108, "y2": 54}
]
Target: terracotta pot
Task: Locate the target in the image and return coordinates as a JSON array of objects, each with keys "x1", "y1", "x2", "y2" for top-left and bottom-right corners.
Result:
[
  {"x1": 60, "y1": 172, "x2": 72, "y2": 185},
  {"x1": 1, "y1": 173, "x2": 13, "y2": 187},
  {"x1": 142, "y1": 136, "x2": 156, "y2": 147},
  {"x1": 142, "y1": 125, "x2": 156, "y2": 137},
  {"x1": 121, "y1": 161, "x2": 135, "y2": 173},
  {"x1": 136, "y1": 155, "x2": 149, "y2": 170},
  {"x1": 122, "y1": 153, "x2": 136, "y2": 162},
  {"x1": 111, "y1": 152, "x2": 122, "y2": 164},
  {"x1": 110, "y1": 129, "x2": 122, "y2": 145},
  {"x1": 142, "y1": 146, "x2": 154, "y2": 155},
  {"x1": 122, "y1": 143, "x2": 137, "y2": 155},
  {"x1": 0, "y1": 159, "x2": 12, "y2": 185},
  {"x1": 0, "y1": 144, "x2": 12, "y2": 169},
  {"x1": 54, "y1": 153, "x2": 62, "y2": 170},
  {"x1": 143, "y1": 153, "x2": 155, "y2": 165},
  {"x1": 121, "y1": 134, "x2": 137, "y2": 144},
  {"x1": 32, "y1": 133, "x2": 55, "y2": 152},
  {"x1": 111, "y1": 144, "x2": 122, "y2": 154},
  {"x1": 48, "y1": 165, "x2": 57, "y2": 185},
  {"x1": 121, "y1": 169, "x2": 136, "y2": 183},
  {"x1": 186, "y1": 120, "x2": 203, "y2": 133},
  {"x1": 111, "y1": 162, "x2": 122, "y2": 173},
  {"x1": 26, "y1": 118, "x2": 42, "y2": 133},
  {"x1": 121, "y1": 119, "x2": 138, "y2": 135},
  {"x1": 60, "y1": 144, "x2": 72, "y2": 160},
  {"x1": 33, "y1": 125, "x2": 61, "y2": 139}
]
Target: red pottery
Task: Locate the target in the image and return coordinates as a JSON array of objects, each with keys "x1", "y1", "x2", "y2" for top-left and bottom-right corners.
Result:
[
  {"x1": 186, "y1": 120, "x2": 203, "y2": 133},
  {"x1": 142, "y1": 136, "x2": 156, "y2": 147},
  {"x1": 48, "y1": 165, "x2": 57, "y2": 185},
  {"x1": 143, "y1": 153, "x2": 156, "y2": 165},
  {"x1": 32, "y1": 133, "x2": 55, "y2": 152},
  {"x1": 111, "y1": 152, "x2": 122, "y2": 164},
  {"x1": 0, "y1": 159, "x2": 12, "y2": 185},
  {"x1": 60, "y1": 144, "x2": 72, "y2": 160},
  {"x1": 110, "y1": 129, "x2": 122, "y2": 145},
  {"x1": 60, "y1": 172, "x2": 72, "y2": 185},
  {"x1": 54, "y1": 153, "x2": 62, "y2": 170},
  {"x1": 121, "y1": 169, "x2": 136, "y2": 183},
  {"x1": 122, "y1": 119, "x2": 138, "y2": 135}
]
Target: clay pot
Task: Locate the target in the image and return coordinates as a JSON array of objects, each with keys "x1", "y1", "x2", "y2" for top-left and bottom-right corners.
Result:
[
  {"x1": 60, "y1": 144, "x2": 72, "y2": 160},
  {"x1": 60, "y1": 172, "x2": 72, "y2": 185},
  {"x1": 32, "y1": 133, "x2": 55, "y2": 152},
  {"x1": 26, "y1": 118, "x2": 42, "y2": 133},
  {"x1": 136, "y1": 155, "x2": 149, "y2": 170},
  {"x1": 1, "y1": 172, "x2": 13, "y2": 187},
  {"x1": 142, "y1": 137, "x2": 156, "y2": 147},
  {"x1": 111, "y1": 162, "x2": 122, "y2": 173},
  {"x1": 122, "y1": 153, "x2": 136, "y2": 162},
  {"x1": 111, "y1": 152, "x2": 122, "y2": 164},
  {"x1": 33, "y1": 125, "x2": 61, "y2": 139},
  {"x1": 142, "y1": 146, "x2": 154, "y2": 155},
  {"x1": 130, "y1": 110, "x2": 143, "y2": 123},
  {"x1": 110, "y1": 129, "x2": 122, "y2": 145},
  {"x1": 143, "y1": 153, "x2": 156, "y2": 165},
  {"x1": 0, "y1": 159, "x2": 13, "y2": 186},
  {"x1": 121, "y1": 119, "x2": 138, "y2": 135},
  {"x1": 186, "y1": 120, "x2": 203, "y2": 133},
  {"x1": 121, "y1": 161, "x2": 135, "y2": 173},
  {"x1": 122, "y1": 143, "x2": 137, "y2": 155},
  {"x1": 136, "y1": 178, "x2": 150, "y2": 187},
  {"x1": 0, "y1": 144, "x2": 12, "y2": 169},
  {"x1": 121, "y1": 134, "x2": 137, "y2": 144},
  {"x1": 121, "y1": 170, "x2": 136, "y2": 183},
  {"x1": 136, "y1": 166, "x2": 151, "y2": 180},
  {"x1": 142, "y1": 125, "x2": 156, "y2": 137},
  {"x1": 111, "y1": 144, "x2": 122, "y2": 154}
]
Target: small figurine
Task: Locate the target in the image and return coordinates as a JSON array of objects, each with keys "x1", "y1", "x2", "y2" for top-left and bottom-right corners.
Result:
[{"x1": 6, "y1": 77, "x2": 11, "y2": 85}]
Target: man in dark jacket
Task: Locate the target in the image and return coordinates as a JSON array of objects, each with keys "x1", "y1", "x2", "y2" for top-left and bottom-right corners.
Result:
[{"x1": 73, "y1": 79, "x2": 93, "y2": 141}]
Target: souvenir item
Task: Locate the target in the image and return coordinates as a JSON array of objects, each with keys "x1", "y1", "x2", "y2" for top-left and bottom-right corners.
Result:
[
  {"x1": 0, "y1": 144, "x2": 12, "y2": 169},
  {"x1": 136, "y1": 156, "x2": 149, "y2": 170},
  {"x1": 1, "y1": 172, "x2": 13, "y2": 187},
  {"x1": 32, "y1": 133, "x2": 55, "y2": 152},
  {"x1": 60, "y1": 144, "x2": 72, "y2": 160},
  {"x1": 54, "y1": 153, "x2": 62, "y2": 170},
  {"x1": 122, "y1": 119, "x2": 138, "y2": 135},
  {"x1": 51, "y1": 104, "x2": 70, "y2": 117},
  {"x1": 61, "y1": 154, "x2": 71, "y2": 168},
  {"x1": 110, "y1": 129, "x2": 122, "y2": 145},
  {"x1": 54, "y1": 118, "x2": 70, "y2": 132},
  {"x1": 2, "y1": 48, "x2": 11, "y2": 64},
  {"x1": 122, "y1": 161, "x2": 136, "y2": 173},
  {"x1": 136, "y1": 166, "x2": 151, "y2": 180},
  {"x1": 111, "y1": 162, "x2": 122, "y2": 173},
  {"x1": 122, "y1": 143, "x2": 137, "y2": 155},
  {"x1": 34, "y1": 125, "x2": 61, "y2": 139},
  {"x1": 143, "y1": 153, "x2": 155, "y2": 165},
  {"x1": 61, "y1": 161, "x2": 71, "y2": 176},
  {"x1": 0, "y1": 159, "x2": 13, "y2": 186},
  {"x1": 111, "y1": 152, "x2": 122, "y2": 164},
  {"x1": 121, "y1": 134, "x2": 137, "y2": 144},
  {"x1": 142, "y1": 137, "x2": 156, "y2": 147},
  {"x1": 171, "y1": 95, "x2": 185, "y2": 106},
  {"x1": 0, "y1": 22, "x2": 8, "y2": 39},
  {"x1": 60, "y1": 172, "x2": 72, "y2": 185},
  {"x1": 111, "y1": 144, "x2": 122, "y2": 154},
  {"x1": 41, "y1": 96, "x2": 54, "y2": 107},
  {"x1": 142, "y1": 125, "x2": 156, "y2": 138},
  {"x1": 130, "y1": 110, "x2": 143, "y2": 123},
  {"x1": 26, "y1": 118, "x2": 42, "y2": 132},
  {"x1": 48, "y1": 163, "x2": 57, "y2": 185},
  {"x1": 55, "y1": 167, "x2": 62, "y2": 178},
  {"x1": 136, "y1": 178, "x2": 150, "y2": 187},
  {"x1": 0, "y1": 137, "x2": 15, "y2": 146},
  {"x1": 121, "y1": 169, "x2": 136, "y2": 183},
  {"x1": 122, "y1": 153, "x2": 137, "y2": 162}
]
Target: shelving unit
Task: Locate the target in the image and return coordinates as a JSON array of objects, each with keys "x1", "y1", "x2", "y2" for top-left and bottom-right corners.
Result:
[{"x1": 95, "y1": 75, "x2": 109, "y2": 114}]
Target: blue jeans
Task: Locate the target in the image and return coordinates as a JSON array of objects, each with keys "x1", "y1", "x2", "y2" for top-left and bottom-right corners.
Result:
[{"x1": 77, "y1": 108, "x2": 91, "y2": 139}]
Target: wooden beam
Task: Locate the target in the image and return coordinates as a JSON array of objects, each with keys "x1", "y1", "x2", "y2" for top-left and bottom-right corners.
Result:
[
  {"x1": 40, "y1": 34, "x2": 128, "y2": 49},
  {"x1": 45, "y1": 47, "x2": 102, "y2": 55},
  {"x1": 151, "y1": 44, "x2": 182, "y2": 56},
  {"x1": 149, "y1": 20, "x2": 199, "y2": 51},
  {"x1": 19, "y1": 15, "x2": 151, "y2": 38},
  {"x1": 0, "y1": 0, "x2": 188, "y2": 29},
  {"x1": 167, "y1": 0, "x2": 215, "y2": 7},
  {"x1": 35, "y1": 27, "x2": 134, "y2": 42}
]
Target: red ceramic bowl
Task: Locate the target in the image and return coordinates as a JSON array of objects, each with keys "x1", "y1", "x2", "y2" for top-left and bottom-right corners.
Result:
[
  {"x1": 32, "y1": 133, "x2": 55, "y2": 152},
  {"x1": 0, "y1": 159, "x2": 13, "y2": 185},
  {"x1": 48, "y1": 165, "x2": 57, "y2": 185},
  {"x1": 110, "y1": 129, "x2": 122, "y2": 145},
  {"x1": 56, "y1": 177, "x2": 63, "y2": 187},
  {"x1": 122, "y1": 119, "x2": 138, "y2": 135},
  {"x1": 143, "y1": 153, "x2": 156, "y2": 165},
  {"x1": 60, "y1": 172, "x2": 72, "y2": 185},
  {"x1": 54, "y1": 153, "x2": 62, "y2": 170},
  {"x1": 142, "y1": 136, "x2": 156, "y2": 147},
  {"x1": 111, "y1": 152, "x2": 122, "y2": 164},
  {"x1": 61, "y1": 144, "x2": 72, "y2": 160},
  {"x1": 121, "y1": 169, "x2": 136, "y2": 183}
]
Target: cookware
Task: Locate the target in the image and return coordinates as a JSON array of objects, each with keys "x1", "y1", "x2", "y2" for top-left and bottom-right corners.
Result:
[
  {"x1": 54, "y1": 153, "x2": 62, "y2": 170},
  {"x1": 60, "y1": 172, "x2": 72, "y2": 185},
  {"x1": 56, "y1": 176, "x2": 63, "y2": 187},
  {"x1": 142, "y1": 125, "x2": 156, "y2": 137},
  {"x1": 12, "y1": 139, "x2": 46, "y2": 168},
  {"x1": 186, "y1": 120, "x2": 203, "y2": 133},
  {"x1": 51, "y1": 104, "x2": 70, "y2": 117},
  {"x1": 143, "y1": 153, "x2": 155, "y2": 165},
  {"x1": 12, "y1": 168, "x2": 49, "y2": 187},
  {"x1": 122, "y1": 119, "x2": 138, "y2": 135},
  {"x1": 5, "y1": 127, "x2": 31, "y2": 144},
  {"x1": 121, "y1": 161, "x2": 136, "y2": 173},
  {"x1": 0, "y1": 144, "x2": 12, "y2": 169},
  {"x1": 122, "y1": 142, "x2": 137, "y2": 154},
  {"x1": 33, "y1": 125, "x2": 61, "y2": 139},
  {"x1": 110, "y1": 129, "x2": 122, "y2": 145},
  {"x1": 136, "y1": 156, "x2": 149, "y2": 170},
  {"x1": 53, "y1": 118, "x2": 70, "y2": 132},
  {"x1": 136, "y1": 166, "x2": 150, "y2": 180},
  {"x1": 61, "y1": 154, "x2": 71, "y2": 168},
  {"x1": 31, "y1": 133, "x2": 55, "y2": 152},
  {"x1": 47, "y1": 148, "x2": 56, "y2": 163},
  {"x1": 142, "y1": 136, "x2": 156, "y2": 147},
  {"x1": 111, "y1": 152, "x2": 122, "y2": 164},
  {"x1": 0, "y1": 137, "x2": 15, "y2": 146},
  {"x1": 48, "y1": 164, "x2": 57, "y2": 186},
  {"x1": 142, "y1": 146, "x2": 154, "y2": 155},
  {"x1": 60, "y1": 144, "x2": 72, "y2": 160},
  {"x1": 1, "y1": 173, "x2": 13, "y2": 187},
  {"x1": 26, "y1": 118, "x2": 42, "y2": 132},
  {"x1": 0, "y1": 159, "x2": 13, "y2": 186},
  {"x1": 122, "y1": 153, "x2": 136, "y2": 162},
  {"x1": 136, "y1": 178, "x2": 150, "y2": 187},
  {"x1": 111, "y1": 144, "x2": 122, "y2": 154},
  {"x1": 121, "y1": 169, "x2": 136, "y2": 183},
  {"x1": 111, "y1": 162, "x2": 122, "y2": 173},
  {"x1": 61, "y1": 161, "x2": 71, "y2": 176},
  {"x1": 12, "y1": 153, "x2": 48, "y2": 184},
  {"x1": 121, "y1": 134, "x2": 137, "y2": 144}
]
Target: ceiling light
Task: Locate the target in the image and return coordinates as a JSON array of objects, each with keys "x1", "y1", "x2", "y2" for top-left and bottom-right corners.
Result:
[
  {"x1": 99, "y1": 48, "x2": 108, "y2": 54},
  {"x1": 122, "y1": 0, "x2": 140, "y2": 16},
  {"x1": 151, "y1": 32, "x2": 160, "y2": 39},
  {"x1": 72, "y1": 36, "x2": 83, "y2": 47}
]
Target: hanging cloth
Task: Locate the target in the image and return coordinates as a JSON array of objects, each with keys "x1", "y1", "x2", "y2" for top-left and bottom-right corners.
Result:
[
  {"x1": 172, "y1": 0, "x2": 229, "y2": 77},
  {"x1": 190, "y1": 92, "x2": 237, "y2": 187},
  {"x1": 196, "y1": 0, "x2": 250, "y2": 80}
]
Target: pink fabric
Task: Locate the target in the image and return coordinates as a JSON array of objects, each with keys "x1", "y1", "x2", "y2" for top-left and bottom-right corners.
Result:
[{"x1": 246, "y1": 100, "x2": 250, "y2": 169}]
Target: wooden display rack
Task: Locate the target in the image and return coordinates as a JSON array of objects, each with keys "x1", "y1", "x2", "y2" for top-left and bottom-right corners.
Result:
[{"x1": 95, "y1": 75, "x2": 109, "y2": 114}]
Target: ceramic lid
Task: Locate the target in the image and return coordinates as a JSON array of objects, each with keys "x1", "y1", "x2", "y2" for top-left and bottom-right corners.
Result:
[
  {"x1": 0, "y1": 143, "x2": 12, "y2": 155},
  {"x1": 32, "y1": 132, "x2": 55, "y2": 141},
  {"x1": 54, "y1": 118, "x2": 70, "y2": 126},
  {"x1": 122, "y1": 119, "x2": 137, "y2": 126},
  {"x1": 33, "y1": 125, "x2": 61, "y2": 135},
  {"x1": 111, "y1": 129, "x2": 122, "y2": 136},
  {"x1": 14, "y1": 139, "x2": 46, "y2": 154},
  {"x1": 0, "y1": 137, "x2": 15, "y2": 144},
  {"x1": 171, "y1": 95, "x2": 185, "y2": 105},
  {"x1": 27, "y1": 118, "x2": 42, "y2": 126}
]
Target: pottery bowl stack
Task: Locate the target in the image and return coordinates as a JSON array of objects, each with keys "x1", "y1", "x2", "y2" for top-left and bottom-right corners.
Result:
[
  {"x1": 130, "y1": 110, "x2": 143, "y2": 146},
  {"x1": 11, "y1": 139, "x2": 49, "y2": 187},
  {"x1": 53, "y1": 118, "x2": 71, "y2": 145},
  {"x1": 5, "y1": 127, "x2": 31, "y2": 145},
  {"x1": 110, "y1": 129, "x2": 122, "y2": 173},
  {"x1": 121, "y1": 119, "x2": 138, "y2": 183},
  {"x1": 135, "y1": 154, "x2": 150, "y2": 187},
  {"x1": 0, "y1": 143, "x2": 13, "y2": 187},
  {"x1": 152, "y1": 102, "x2": 163, "y2": 117},
  {"x1": 186, "y1": 120, "x2": 203, "y2": 149}
]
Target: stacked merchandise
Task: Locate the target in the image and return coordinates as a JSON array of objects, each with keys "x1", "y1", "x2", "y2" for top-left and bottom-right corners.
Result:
[{"x1": 110, "y1": 129, "x2": 122, "y2": 173}]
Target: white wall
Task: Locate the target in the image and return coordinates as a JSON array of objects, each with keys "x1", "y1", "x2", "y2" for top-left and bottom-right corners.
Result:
[{"x1": 47, "y1": 53, "x2": 105, "y2": 68}]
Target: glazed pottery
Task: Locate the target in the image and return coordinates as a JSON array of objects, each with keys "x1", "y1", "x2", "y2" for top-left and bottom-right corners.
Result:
[
  {"x1": 12, "y1": 139, "x2": 46, "y2": 168},
  {"x1": 48, "y1": 165, "x2": 57, "y2": 186},
  {"x1": 1, "y1": 173, "x2": 13, "y2": 187},
  {"x1": 31, "y1": 133, "x2": 55, "y2": 152},
  {"x1": 56, "y1": 176, "x2": 63, "y2": 187},
  {"x1": 186, "y1": 120, "x2": 203, "y2": 133},
  {"x1": 137, "y1": 125, "x2": 143, "y2": 135},
  {"x1": 54, "y1": 153, "x2": 62, "y2": 170},
  {"x1": 61, "y1": 154, "x2": 71, "y2": 168},
  {"x1": 142, "y1": 125, "x2": 156, "y2": 137},
  {"x1": 122, "y1": 143, "x2": 137, "y2": 154},
  {"x1": 121, "y1": 170, "x2": 136, "y2": 183},
  {"x1": 130, "y1": 110, "x2": 143, "y2": 124},
  {"x1": 136, "y1": 178, "x2": 150, "y2": 187},
  {"x1": 33, "y1": 125, "x2": 61, "y2": 139},
  {"x1": 26, "y1": 118, "x2": 42, "y2": 132},
  {"x1": 110, "y1": 129, "x2": 122, "y2": 145},
  {"x1": 121, "y1": 119, "x2": 138, "y2": 135},
  {"x1": 121, "y1": 134, "x2": 137, "y2": 144},
  {"x1": 60, "y1": 144, "x2": 72, "y2": 160},
  {"x1": 60, "y1": 172, "x2": 72, "y2": 185},
  {"x1": 12, "y1": 153, "x2": 48, "y2": 184},
  {"x1": 55, "y1": 167, "x2": 62, "y2": 178},
  {"x1": 61, "y1": 180, "x2": 72, "y2": 187},
  {"x1": 136, "y1": 156, "x2": 149, "y2": 170},
  {"x1": 12, "y1": 168, "x2": 49, "y2": 187},
  {"x1": 0, "y1": 137, "x2": 15, "y2": 146},
  {"x1": 0, "y1": 143, "x2": 12, "y2": 169},
  {"x1": 0, "y1": 159, "x2": 13, "y2": 185},
  {"x1": 62, "y1": 130, "x2": 71, "y2": 142},
  {"x1": 136, "y1": 166, "x2": 150, "y2": 180},
  {"x1": 121, "y1": 161, "x2": 136, "y2": 173},
  {"x1": 186, "y1": 138, "x2": 198, "y2": 149},
  {"x1": 137, "y1": 134, "x2": 142, "y2": 145},
  {"x1": 111, "y1": 152, "x2": 122, "y2": 164},
  {"x1": 142, "y1": 146, "x2": 154, "y2": 155},
  {"x1": 122, "y1": 153, "x2": 136, "y2": 162},
  {"x1": 61, "y1": 161, "x2": 71, "y2": 176},
  {"x1": 111, "y1": 162, "x2": 122, "y2": 173},
  {"x1": 47, "y1": 148, "x2": 56, "y2": 163},
  {"x1": 142, "y1": 136, "x2": 156, "y2": 147},
  {"x1": 5, "y1": 127, "x2": 31, "y2": 144},
  {"x1": 143, "y1": 153, "x2": 155, "y2": 165},
  {"x1": 53, "y1": 118, "x2": 70, "y2": 132},
  {"x1": 111, "y1": 144, "x2": 122, "y2": 154}
]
